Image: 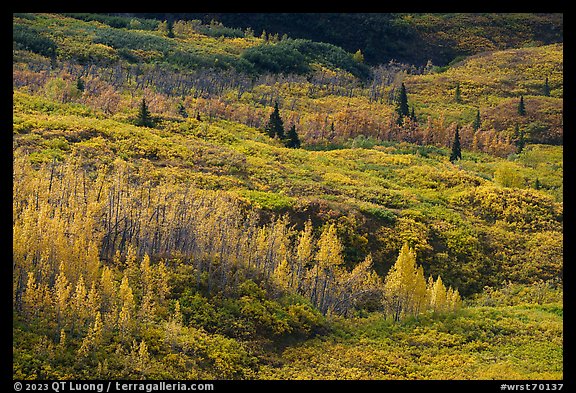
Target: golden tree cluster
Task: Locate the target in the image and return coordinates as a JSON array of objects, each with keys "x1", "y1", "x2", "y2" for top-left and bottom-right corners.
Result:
[{"x1": 384, "y1": 243, "x2": 462, "y2": 321}]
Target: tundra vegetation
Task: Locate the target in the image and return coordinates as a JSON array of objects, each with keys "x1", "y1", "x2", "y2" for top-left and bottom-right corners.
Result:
[{"x1": 13, "y1": 13, "x2": 562, "y2": 380}]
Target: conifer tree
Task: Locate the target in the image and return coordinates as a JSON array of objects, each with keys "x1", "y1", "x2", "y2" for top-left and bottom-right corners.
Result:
[
  {"x1": 543, "y1": 77, "x2": 550, "y2": 97},
  {"x1": 518, "y1": 95, "x2": 526, "y2": 116},
  {"x1": 514, "y1": 123, "x2": 525, "y2": 154},
  {"x1": 284, "y1": 124, "x2": 301, "y2": 148},
  {"x1": 328, "y1": 122, "x2": 336, "y2": 141},
  {"x1": 178, "y1": 102, "x2": 188, "y2": 118},
  {"x1": 449, "y1": 125, "x2": 462, "y2": 163},
  {"x1": 410, "y1": 106, "x2": 417, "y2": 122},
  {"x1": 166, "y1": 19, "x2": 175, "y2": 38},
  {"x1": 395, "y1": 83, "x2": 409, "y2": 125},
  {"x1": 264, "y1": 102, "x2": 285, "y2": 139},
  {"x1": 473, "y1": 109, "x2": 481, "y2": 132},
  {"x1": 136, "y1": 98, "x2": 153, "y2": 127},
  {"x1": 534, "y1": 177, "x2": 541, "y2": 190},
  {"x1": 76, "y1": 77, "x2": 85, "y2": 92}
]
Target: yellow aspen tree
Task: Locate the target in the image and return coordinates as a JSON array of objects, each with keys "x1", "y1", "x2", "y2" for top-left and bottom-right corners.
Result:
[
  {"x1": 446, "y1": 287, "x2": 454, "y2": 311},
  {"x1": 99, "y1": 265, "x2": 116, "y2": 313},
  {"x1": 139, "y1": 253, "x2": 156, "y2": 322},
  {"x1": 22, "y1": 273, "x2": 40, "y2": 321},
  {"x1": 119, "y1": 274, "x2": 135, "y2": 313},
  {"x1": 125, "y1": 244, "x2": 139, "y2": 285},
  {"x1": 384, "y1": 242, "x2": 418, "y2": 321},
  {"x1": 86, "y1": 282, "x2": 101, "y2": 317},
  {"x1": 430, "y1": 275, "x2": 447, "y2": 313},
  {"x1": 153, "y1": 260, "x2": 170, "y2": 307},
  {"x1": 139, "y1": 293, "x2": 155, "y2": 323},
  {"x1": 38, "y1": 282, "x2": 54, "y2": 327},
  {"x1": 254, "y1": 227, "x2": 268, "y2": 272},
  {"x1": 83, "y1": 241, "x2": 101, "y2": 287},
  {"x1": 272, "y1": 256, "x2": 292, "y2": 291},
  {"x1": 172, "y1": 300, "x2": 183, "y2": 326},
  {"x1": 164, "y1": 301, "x2": 183, "y2": 351},
  {"x1": 58, "y1": 329, "x2": 67, "y2": 349},
  {"x1": 53, "y1": 264, "x2": 72, "y2": 331},
  {"x1": 71, "y1": 274, "x2": 88, "y2": 336},
  {"x1": 426, "y1": 275, "x2": 435, "y2": 307},
  {"x1": 112, "y1": 249, "x2": 123, "y2": 270},
  {"x1": 412, "y1": 265, "x2": 428, "y2": 317},
  {"x1": 141, "y1": 254, "x2": 153, "y2": 293},
  {"x1": 315, "y1": 224, "x2": 344, "y2": 314},
  {"x1": 78, "y1": 311, "x2": 103, "y2": 357},
  {"x1": 295, "y1": 220, "x2": 314, "y2": 293},
  {"x1": 453, "y1": 289, "x2": 462, "y2": 309},
  {"x1": 117, "y1": 273, "x2": 135, "y2": 340},
  {"x1": 37, "y1": 252, "x2": 52, "y2": 289},
  {"x1": 136, "y1": 340, "x2": 150, "y2": 375},
  {"x1": 446, "y1": 287, "x2": 462, "y2": 311},
  {"x1": 118, "y1": 303, "x2": 132, "y2": 342}
]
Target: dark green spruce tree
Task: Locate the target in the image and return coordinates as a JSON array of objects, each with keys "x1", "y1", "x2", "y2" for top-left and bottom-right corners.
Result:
[
  {"x1": 265, "y1": 102, "x2": 285, "y2": 139},
  {"x1": 449, "y1": 125, "x2": 462, "y2": 163},
  {"x1": 136, "y1": 98, "x2": 153, "y2": 127},
  {"x1": 543, "y1": 77, "x2": 550, "y2": 97},
  {"x1": 473, "y1": 109, "x2": 481, "y2": 132},
  {"x1": 395, "y1": 83, "x2": 409, "y2": 125},
  {"x1": 285, "y1": 125, "x2": 301, "y2": 148},
  {"x1": 514, "y1": 123, "x2": 525, "y2": 154},
  {"x1": 518, "y1": 95, "x2": 526, "y2": 116},
  {"x1": 167, "y1": 19, "x2": 175, "y2": 38},
  {"x1": 178, "y1": 102, "x2": 188, "y2": 118},
  {"x1": 76, "y1": 77, "x2": 85, "y2": 92},
  {"x1": 534, "y1": 177, "x2": 541, "y2": 190}
]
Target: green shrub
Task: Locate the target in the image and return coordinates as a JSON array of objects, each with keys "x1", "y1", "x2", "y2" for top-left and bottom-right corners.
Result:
[
  {"x1": 13, "y1": 24, "x2": 57, "y2": 57},
  {"x1": 242, "y1": 41, "x2": 310, "y2": 74}
]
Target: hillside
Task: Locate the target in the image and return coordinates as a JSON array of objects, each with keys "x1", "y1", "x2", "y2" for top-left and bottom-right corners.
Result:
[
  {"x1": 125, "y1": 13, "x2": 563, "y2": 66},
  {"x1": 12, "y1": 13, "x2": 563, "y2": 382}
]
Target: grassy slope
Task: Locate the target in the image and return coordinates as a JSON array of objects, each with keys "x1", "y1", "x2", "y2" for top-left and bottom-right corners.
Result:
[
  {"x1": 404, "y1": 43, "x2": 563, "y2": 139},
  {"x1": 258, "y1": 304, "x2": 563, "y2": 380},
  {"x1": 12, "y1": 13, "x2": 563, "y2": 380}
]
